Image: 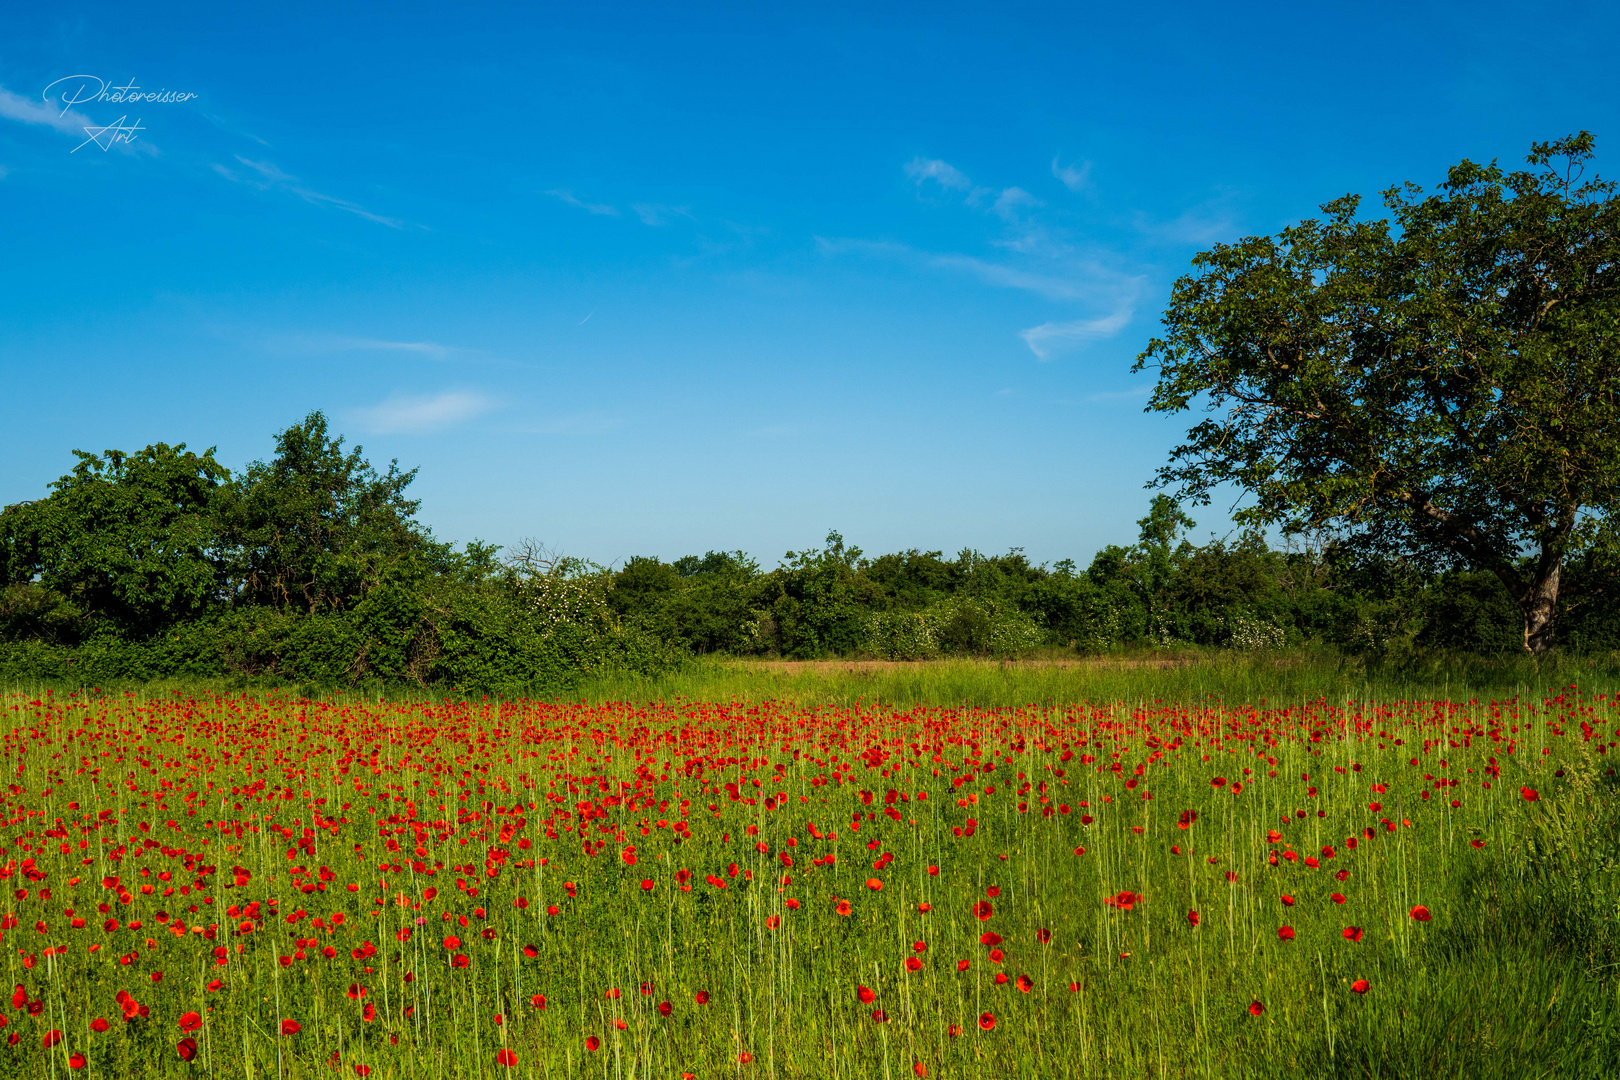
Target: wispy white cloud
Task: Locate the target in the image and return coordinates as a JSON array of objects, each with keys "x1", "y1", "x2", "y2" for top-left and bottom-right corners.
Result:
[
  {"x1": 926, "y1": 250, "x2": 1101, "y2": 303},
  {"x1": 545, "y1": 189, "x2": 620, "y2": 216},
  {"x1": 991, "y1": 186, "x2": 1042, "y2": 223},
  {"x1": 1051, "y1": 157, "x2": 1091, "y2": 193},
  {"x1": 819, "y1": 237, "x2": 1138, "y2": 306},
  {"x1": 215, "y1": 155, "x2": 406, "y2": 228},
  {"x1": 905, "y1": 156, "x2": 975, "y2": 192},
  {"x1": 0, "y1": 85, "x2": 91, "y2": 135},
  {"x1": 342, "y1": 338, "x2": 456, "y2": 358},
  {"x1": 631, "y1": 202, "x2": 692, "y2": 226},
  {"x1": 1019, "y1": 304, "x2": 1136, "y2": 360},
  {"x1": 352, "y1": 390, "x2": 496, "y2": 434},
  {"x1": 1134, "y1": 198, "x2": 1239, "y2": 246},
  {"x1": 0, "y1": 84, "x2": 157, "y2": 154}
]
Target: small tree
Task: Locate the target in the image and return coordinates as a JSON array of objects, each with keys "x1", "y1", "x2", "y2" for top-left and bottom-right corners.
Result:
[{"x1": 1135, "y1": 135, "x2": 1620, "y2": 653}]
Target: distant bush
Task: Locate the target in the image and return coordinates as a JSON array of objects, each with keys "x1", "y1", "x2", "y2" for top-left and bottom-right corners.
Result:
[{"x1": 863, "y1": 597, "x2": 1043, "y2": 660}]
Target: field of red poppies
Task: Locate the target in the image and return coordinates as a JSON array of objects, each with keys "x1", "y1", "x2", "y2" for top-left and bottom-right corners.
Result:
[{"x1": 0, "y1": 688, "x2": 1615, "y2": 1078}]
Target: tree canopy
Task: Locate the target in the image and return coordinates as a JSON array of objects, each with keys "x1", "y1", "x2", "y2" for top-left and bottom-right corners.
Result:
[{"x1": 1135, "y1": 134, "x2": 1620, "y2": 652}]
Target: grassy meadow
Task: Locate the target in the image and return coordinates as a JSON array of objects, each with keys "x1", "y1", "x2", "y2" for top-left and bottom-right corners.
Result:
[{"x1": 0, "y1": 655, "x2": 1616, "y2": 1078}]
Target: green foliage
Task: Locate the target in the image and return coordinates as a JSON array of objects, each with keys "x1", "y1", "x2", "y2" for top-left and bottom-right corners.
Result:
[
  {"x1": 0, "y1": 442, "x2": 229, "y2": 631},
  {"x1": 863, "y1": 596, "x2": 1044, "y2": 659},
  {"x1": 1137, "y1": 134, "x2": 1620, "y2": 653},
  {"x1": 219, "y1": 411, "x2": 447, "y2": 613}
]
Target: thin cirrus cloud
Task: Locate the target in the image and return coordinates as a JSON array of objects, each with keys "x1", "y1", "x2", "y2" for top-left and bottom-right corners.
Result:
[
  {"x1": 0, "y1": 85, "x2": 91, "y2": 135},
  {"x1": 904, "y1": 156, "x2": 977, "y2": 193},
  {"x1": 820, "y1": 234, "x2": 1141, "y2": 358},
  {"x1": 546, "y1": 190, "x2": 693, "y2": 228},
  {"x1": 338, "y1": 338, "x2": 457, "y2": 358},
  {"x1": 0, "y1": 84, "x2": 156, "y2": 154},
  {"x1": 212, "y1": 155, "x2": 406, "y2": 228},
  {"x1": 816, "y1": 238, "x2": 1092, "y2": 302},
  {"x1": 890, "y1": 154, "x2": 1147, "y2": 358},
  {"x1": 1021, "y1": 306, "x2": 1137, "y2": 360},
  {"x1": 1051, "y1": 156, "x2": 1092, "y2": 193},
  {"x1": 351, "y1": 390, "x2": 496, "y2": 434},
  {"x1": 544, "y1": 189, "x2": 620, "y2": 216}
]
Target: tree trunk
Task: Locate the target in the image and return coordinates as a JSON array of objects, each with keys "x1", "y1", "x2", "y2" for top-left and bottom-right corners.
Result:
[{"x1": 1520, "y1": 554, "x2": 1562, "y2": 655}]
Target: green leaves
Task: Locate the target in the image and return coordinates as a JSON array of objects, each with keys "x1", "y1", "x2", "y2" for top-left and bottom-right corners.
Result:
[
  {"x1": 2, "y1": 442, "x2": 230, "y2": 632},
  {"x1": 1137, "y1": 135, "x2": 1620, "y2": 651}
]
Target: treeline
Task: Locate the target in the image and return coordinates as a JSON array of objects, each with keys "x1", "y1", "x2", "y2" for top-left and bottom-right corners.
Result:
[{"x1": 4, "y1": 413, "x2": 1619, "y2": 691}]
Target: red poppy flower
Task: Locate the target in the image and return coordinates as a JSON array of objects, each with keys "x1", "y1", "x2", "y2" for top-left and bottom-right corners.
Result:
[
  {"x1": 857, "y1": 985, "x2": 876, "y2": 1004},
  {"x1": 177, "y1": 1037, "x2": 198, "y2": 1061},
  {"x1": 179, "y1": 1011, "x2": 202, "y2": 1033},
  {"x1": 495, "y1": 1049, "x2": 518, "y2": 1067},
  {"x1": 443, "y1": 936, "x2": 460, "y2": 950},
  {"x1": 972, "y1": 901, "x2": 993, "y2": 921},
  {"x1": 1015, "y1": 974, "x2": 1033, "y2": 993},
  {"x1": 1520, "y1": 786, "x2": 1540, "y2": 802},
  {"x1": 1280, "y1": 895, "x2": 1295, "y2": 906},
  {"x1": 978, "y1": 1012, "x2": 995, "y2": 1030},
  {"x1": 980, "y1": 931, "x2": 1002, "y2": 947},
  {"x1": 695, "y1": 991, "x2": 710, "y2": 1005},
  {"x1": 1036, "y1": 928, "x2": 1052, "y2": 944},
  {"x1": 280, "y1": 1020, "x2": 301, "y2": 1036},
  {"x1": 355, "y1": 1068, "x2": 371, "y2": 1077},
  {"x1": 1248, "y1": 1002, "x2": 1264, "y2": 1016},
  {"x1": 866, "y1": 878, "x2": 883, "y2": 891},
  {"x1": 1342, "y1": 926, "x2": 1363, "y2": 942},
  {"x1": 640, "y1": 880, "x2": 654, "y2": 891},
  {"x1": 1409, "y1": 905, "x2": 1431, "y2": 922},
  {"x1": 1277, "y1": 926, "x2": 1295, "y2": 941},
  {"x1": 1331, "y1": 893, "x2": 1346, "y2": 904},
  {"x1": 530, "y1": 994, "x2": 547, "y2": 1009},
  {"x1": 913, "y1": 941, "x2": 928, "y2": 953},
  {"x1": 872, "y1": 1010, "x2": 888, "y2": 1022},
  {"x1": 1187, "y1": 910, "x2": 1200, "y2": 927},
  {"x1": 956, "y1": 959, "x2": 970, "y2": 972},
  {"x1": 585, "y1": 1036, "x2": 600, "y2": 1051},
  {"x1": 658, "y1": 1001, "x2": 672, "y2": 1016},
  {"x1": 69, "y1": 1053, "x2": 87, "y2": 1071},
  {"x1": 1351, "y1": 979, "x2": 1369, "y2": 994},
  {"x1": 43, "y1": 1030, "x2": 63, "y2": 1049}
]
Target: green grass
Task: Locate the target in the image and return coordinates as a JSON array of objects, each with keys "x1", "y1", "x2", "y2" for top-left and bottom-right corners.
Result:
[
  {"x1": 0, "y1": 687, "x2": 1615, "y2": 1079},
  {"x1": 11, "y1": 647, "x2": 1620, "y2": 712},
  {"x1": 569, "y1": 648, "x2": 1620, "y2": 710}
]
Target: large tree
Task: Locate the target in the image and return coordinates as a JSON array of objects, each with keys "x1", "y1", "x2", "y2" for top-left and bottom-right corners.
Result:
[
  {"x1": 0, "y1": 443, "x2": 229, "y2": 631},
  {"x1": 1135, "y1": 134, "x2": 1620, "y2": 653},
  {"x1": 219, "y1": 411, "x2": 444, "y2": 612}
]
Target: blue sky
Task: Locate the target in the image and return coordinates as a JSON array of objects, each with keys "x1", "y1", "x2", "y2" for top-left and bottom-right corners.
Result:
[{"x1": 2, "y1": 1, "x2": 1615, "y2": 568}]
